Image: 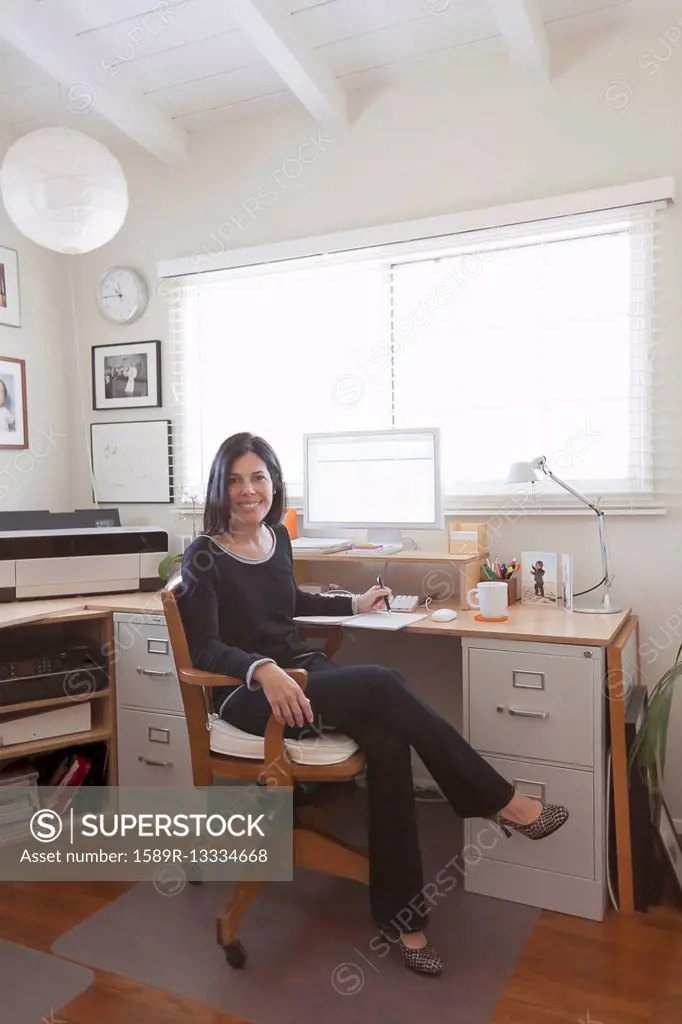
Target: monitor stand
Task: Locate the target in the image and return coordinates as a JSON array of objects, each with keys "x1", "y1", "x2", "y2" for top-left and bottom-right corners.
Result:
[{"x1": 359, "y1": 528, "x2": 403, "y2": 555}]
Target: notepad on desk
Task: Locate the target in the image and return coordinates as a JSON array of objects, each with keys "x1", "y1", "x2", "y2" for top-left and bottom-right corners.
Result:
[{"x1": 294, "y1": 612, "x2": 427, "y2": 630}]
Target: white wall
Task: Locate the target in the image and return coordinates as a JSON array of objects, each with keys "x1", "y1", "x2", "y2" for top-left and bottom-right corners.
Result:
[
  {"x1": 60, "y1": 10, "x2": 682, "y2": 816},
  {"x1": 0, "y1": 129, "x2": 71, "y2": 514}
]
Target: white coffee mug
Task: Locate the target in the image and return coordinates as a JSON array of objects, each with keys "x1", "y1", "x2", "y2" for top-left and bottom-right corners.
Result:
[{"x1": 467, "y1": 581, "x2": 508, "y2": 619}]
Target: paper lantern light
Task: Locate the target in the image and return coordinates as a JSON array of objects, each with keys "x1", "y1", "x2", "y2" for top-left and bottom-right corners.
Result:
[{"x1": 0, "y1": 127, "x2": 128, "y2": 255}]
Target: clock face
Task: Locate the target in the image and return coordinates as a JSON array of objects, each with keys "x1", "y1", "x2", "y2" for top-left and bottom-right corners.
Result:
[{"x1": 97, "y1": 267, "x2": 148, "y2": 324}]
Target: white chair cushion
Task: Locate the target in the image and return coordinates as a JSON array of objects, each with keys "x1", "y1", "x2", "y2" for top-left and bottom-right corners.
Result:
[{"x1": 208, "y1": 715, "x2": 359, "y2": 765}]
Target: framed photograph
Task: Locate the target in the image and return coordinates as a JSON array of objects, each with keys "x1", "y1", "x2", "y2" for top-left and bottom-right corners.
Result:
[
  {"x1": 90, "y1": 420, "x2": 173, "y2": 504},
  {"x1": 521, "y1": 551, "x2": 558, "y2": 606},
  {"x1": 0, "y1": 246, "x2": 21, "y2": 327},
  {"x1": 656, "y1": 796, "x2": 682, "y2": 895},
  {"x1": 561, "y1": 554, "x2": 573, "y2": 611},
  {"x1": 91, "y1": 340, "x2": 162, "y2": 410},
  {"x1": 0, "y1": 355, "x2": 28, "y2": 449}
]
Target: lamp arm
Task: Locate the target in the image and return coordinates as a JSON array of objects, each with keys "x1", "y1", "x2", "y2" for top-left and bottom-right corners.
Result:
[
  {"x1": 534, "y1": 458, "x2": 603, "y2": 515},
  {"x1": 534, "y1": 457, "x2": 613, "y2": 590}
]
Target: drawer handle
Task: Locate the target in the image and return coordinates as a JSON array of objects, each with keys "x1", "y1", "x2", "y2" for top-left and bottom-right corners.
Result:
[
  {"x1": 136, "y1": 668, "x2": 173, "y2": 678},
  {"x1": 138, "y1": 756, "x2": 174, "y2": 768},
  {"x1": 502, "y1": 706, "x2": 550, "y2": 720}
]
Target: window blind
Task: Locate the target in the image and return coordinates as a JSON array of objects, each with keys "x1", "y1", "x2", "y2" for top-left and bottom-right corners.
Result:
[{"x1": 166, "y1": 197, "x2": 670, "y2": 513}]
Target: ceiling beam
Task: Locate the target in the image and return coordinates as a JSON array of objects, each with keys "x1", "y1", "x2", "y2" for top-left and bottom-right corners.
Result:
[
  {"x1": 486, "y1": 0, "x2": 550, "y2": 79},
  {"x1": 0, "y1": 0, "x2": 187, "y2": 165},
  {"x1": 229, "y1": 0, "x2": 348, "y2": 134}
]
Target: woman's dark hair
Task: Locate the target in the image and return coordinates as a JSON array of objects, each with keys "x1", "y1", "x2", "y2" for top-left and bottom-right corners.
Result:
[{"x1": 202, "y1": 432, "x2": 287, "y2": 536}]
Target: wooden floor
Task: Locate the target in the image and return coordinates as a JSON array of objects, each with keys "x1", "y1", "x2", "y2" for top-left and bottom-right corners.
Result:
[{"x1": 1, "y1": 879, "x2": 681, "y2": 1023}]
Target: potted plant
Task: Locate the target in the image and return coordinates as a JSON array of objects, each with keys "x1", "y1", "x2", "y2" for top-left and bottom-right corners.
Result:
[
  {"x1": 158, "y1": 495, "x2": 199, "y2": 582},
  {"x1": 629, "y1": 640, "x2": 682, "y2": 797}
]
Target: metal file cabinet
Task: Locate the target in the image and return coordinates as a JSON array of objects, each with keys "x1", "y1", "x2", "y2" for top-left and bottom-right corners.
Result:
[
  {"x1": 114, "y1": 613, "x2": 194, "y2": 788},
  {"x1": 462, "y1": 637, "x2": 608, "y2": 921}
]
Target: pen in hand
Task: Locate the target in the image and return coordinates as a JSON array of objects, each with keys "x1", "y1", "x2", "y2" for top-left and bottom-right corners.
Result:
[{"x1": 376, "y1": 574, "x2": 392, "y2": 612}]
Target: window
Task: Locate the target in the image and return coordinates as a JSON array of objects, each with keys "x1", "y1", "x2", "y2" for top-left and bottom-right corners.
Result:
[{"x1": 167, "y1": 198, "x2": 664, "y2": 512}]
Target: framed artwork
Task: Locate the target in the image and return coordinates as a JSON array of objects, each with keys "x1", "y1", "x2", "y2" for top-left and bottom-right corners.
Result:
[
  {"x1": 90, "y1": 419, "x2": 173, "y2": 504},
  {"x1": 91, "y1": 340, "x2": 162, "y2": 410},
  {"x1": 520, "y1": 550, "x2": 558, "y2": 606},
  {"x1": 561, "y1": 554, "x2": 573, "y2": 611},
  {"x1": 0, "y1": 355, "x2": 28, "y2": 449},
  {"x1": 0, "y1": 246, "x2": 21, "y2": 327}
]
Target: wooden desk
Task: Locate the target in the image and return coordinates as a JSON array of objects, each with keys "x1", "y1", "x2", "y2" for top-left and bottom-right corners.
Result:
[{"x1": 0, "y1": 590, "x2": 638, "y2": 915}]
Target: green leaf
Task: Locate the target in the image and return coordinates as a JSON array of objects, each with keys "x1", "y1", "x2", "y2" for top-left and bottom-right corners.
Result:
[
  {"x1": 629, "y1": 652, "x2": 682, "y2": 794},
  {"x1": 158, "y1": 554, "x2": 182, "y2": 581}
]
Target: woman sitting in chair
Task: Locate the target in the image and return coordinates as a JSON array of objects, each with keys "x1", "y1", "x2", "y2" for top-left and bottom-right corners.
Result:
[{"x1": 178, "y1": 432, "x2": 569, "y2": 977}]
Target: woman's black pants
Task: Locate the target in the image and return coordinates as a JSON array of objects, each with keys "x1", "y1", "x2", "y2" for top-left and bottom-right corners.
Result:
[{"x1": 219, "y1": 653, "x2": 514, "y2": 936}]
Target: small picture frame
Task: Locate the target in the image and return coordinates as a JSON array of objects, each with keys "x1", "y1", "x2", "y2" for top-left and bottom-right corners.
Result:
[
  {"x1": 656, "y1": 796, "x2": 682, "y2": 896},
  {"x1": 521, "y1": 551, "x2": 558, "y2": 606},
  {"x1": 561, "y1": 554, "x2": 573, "y2": 611},
  {"x1": 0, "y1": 246, "x2": 21, "y2": 327},
  {"x1": 91, "y1": 340, "x2": 162, "y2": 410},
  {"x1": 90, "y1": 419, "x2": 173, "y2": 504},
  {"x1": 0, "y1": 355, "x2": 28, "y2": 449}
]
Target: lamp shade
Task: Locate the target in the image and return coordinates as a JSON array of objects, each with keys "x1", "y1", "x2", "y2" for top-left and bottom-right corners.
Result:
[
  {"x1": 505, "y1": 461, "x2": 538, "y2": 484},
  {"x1": 0, "y1": 128, "x2": 128, "y2": 255}
]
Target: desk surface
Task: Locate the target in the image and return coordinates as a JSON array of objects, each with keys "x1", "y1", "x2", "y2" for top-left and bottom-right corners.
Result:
[
  {"x1": 292, "y1": 549, "x2": 481, "y2": 564},
  {"x1": 0, "y1": 591, "x2": 631, "y2": 646}
]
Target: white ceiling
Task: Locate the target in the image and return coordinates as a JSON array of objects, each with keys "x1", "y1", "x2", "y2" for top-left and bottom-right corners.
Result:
[{"x1": 0, "y1": 0, "x2": 661, "y2": 163}]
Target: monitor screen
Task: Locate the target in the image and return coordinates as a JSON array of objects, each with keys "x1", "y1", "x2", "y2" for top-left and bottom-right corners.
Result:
[{"x1": 303, "y1": 429, "x2": 442, "y2": 529}]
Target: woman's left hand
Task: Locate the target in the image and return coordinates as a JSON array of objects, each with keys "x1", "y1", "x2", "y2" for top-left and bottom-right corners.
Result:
[{"x1": 356, "y1": 585, "x2": 392, "y2": 614}]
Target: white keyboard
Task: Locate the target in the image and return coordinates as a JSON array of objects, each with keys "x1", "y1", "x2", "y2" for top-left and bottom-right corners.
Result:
[{"x1": 389, "y1": 594, "x2": 420, "y2": 612}]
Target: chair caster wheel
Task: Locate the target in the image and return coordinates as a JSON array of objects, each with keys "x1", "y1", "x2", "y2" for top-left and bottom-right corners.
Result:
[{"x1": 224, "y1": 939, "x2": 247, "y2": 969}]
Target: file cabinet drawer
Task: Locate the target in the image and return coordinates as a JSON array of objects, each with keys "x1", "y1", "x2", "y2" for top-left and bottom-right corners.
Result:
[
  {"x1": 117, "y1": 708, "x2": 193, "y2": 787},
  {"x1": 466, "y1": 755, "x2": 595, "y2": 880},
  {"x1": 467, "y1": 647, "x2": 595, "y2": 767},
  {"x1": 116, "y1": 622, "x2": 183, "y2": 714}
]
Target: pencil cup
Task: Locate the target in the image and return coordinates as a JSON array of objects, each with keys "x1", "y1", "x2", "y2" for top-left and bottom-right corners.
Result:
[{"x1": 467, "y1": 581, "x2": 508, "y2": 620}]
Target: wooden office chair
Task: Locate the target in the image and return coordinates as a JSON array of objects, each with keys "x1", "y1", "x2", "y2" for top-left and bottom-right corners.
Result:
[{"x1": 161, "y1": 575, "x2": 369, "y2": 968}]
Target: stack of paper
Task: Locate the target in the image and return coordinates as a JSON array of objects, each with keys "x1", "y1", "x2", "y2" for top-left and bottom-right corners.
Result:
[
  {"x1": 291, "y1": 538, "x2": 352, "y2": 554},
  {"x1": 294, "y1": 612, "x2": 426, "y2": 630}
]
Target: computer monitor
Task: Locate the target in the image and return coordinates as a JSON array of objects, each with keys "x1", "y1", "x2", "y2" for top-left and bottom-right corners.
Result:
[{"x1": 303, "y1": 428, "x2": 443, "y2": 546}]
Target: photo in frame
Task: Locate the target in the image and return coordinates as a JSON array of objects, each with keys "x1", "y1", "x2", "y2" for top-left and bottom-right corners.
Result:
[
  {"x1": 521, "y1": 550, "x2": 558, "y2": 606},
  {"x1": 91, "y1": 340, "x2": 162, "y2": 410},
  {"x1": 90, "y1": 420, "x2": 173, "y2": 504},
  {"x1": 0, "y1": 355, "x2": 28, "y2": 449},
  {"x1": 561, "y1": 554, "x2": 573, "y2": 611},
  {"x1": 0, "y1": 246, "x2": 21, "y2": 327}
]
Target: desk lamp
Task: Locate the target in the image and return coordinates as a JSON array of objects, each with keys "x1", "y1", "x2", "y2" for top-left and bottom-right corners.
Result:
[{"x1": 505, "y1": 456, "x2": 621, "y2": 614}]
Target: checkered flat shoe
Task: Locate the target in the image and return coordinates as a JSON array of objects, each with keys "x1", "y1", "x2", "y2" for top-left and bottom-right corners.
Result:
[
  {"x1": 494, "y1": 802, "x2": 569, "y2": 840},
  {"x1": 399, "y1": 940, "x2": 443, "y2": 976}
]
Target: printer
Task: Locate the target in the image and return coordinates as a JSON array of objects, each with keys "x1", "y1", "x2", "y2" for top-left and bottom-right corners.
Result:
[{"x1": 0, "y1": 509, "x2": 169, "y2": 602}]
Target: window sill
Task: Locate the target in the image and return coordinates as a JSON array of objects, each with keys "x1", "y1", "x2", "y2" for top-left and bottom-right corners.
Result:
[
  {"x1": 444, "y1": 506, "x2": 667, "y2": 517},
  {"x1": 173, "y1": 504, "x2": 668, "y2": 519}
]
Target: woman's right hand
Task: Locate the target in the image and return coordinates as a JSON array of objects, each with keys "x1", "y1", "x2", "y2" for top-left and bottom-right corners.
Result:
[{"x1": 252, "y1": 662, "x2": 314, "y2": 729}]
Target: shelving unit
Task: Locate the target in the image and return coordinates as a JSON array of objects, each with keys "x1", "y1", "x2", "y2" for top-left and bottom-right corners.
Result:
[{"x1": 0, "y1": 612, "x2": 117, "y2": 784}]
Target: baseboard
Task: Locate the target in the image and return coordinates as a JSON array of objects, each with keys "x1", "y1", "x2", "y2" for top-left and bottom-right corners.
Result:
[{"x1": 674, "y1": 818, "x2": 682, "y2": 836}]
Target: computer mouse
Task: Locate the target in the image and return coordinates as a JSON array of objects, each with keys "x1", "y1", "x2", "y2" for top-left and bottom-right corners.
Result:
[{"x1": 431, "y1": 608, "x2": 458, "y2": 622}]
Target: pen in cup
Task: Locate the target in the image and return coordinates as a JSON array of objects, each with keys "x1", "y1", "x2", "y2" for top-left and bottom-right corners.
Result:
[{"x1": 376, "y1": 574, "x2": 392, "y2": 612}]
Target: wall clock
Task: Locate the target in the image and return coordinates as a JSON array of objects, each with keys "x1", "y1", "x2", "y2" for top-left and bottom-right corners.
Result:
[{"x1": 96, "y1": 266, "x2": 149, "y2": 324}]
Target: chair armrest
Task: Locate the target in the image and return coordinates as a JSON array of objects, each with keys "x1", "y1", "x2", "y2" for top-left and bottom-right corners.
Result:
[
  {"x1": 179, "y1": 668, "x2": 242, "y2": 688},
  {"x1": 178, "y1": 667, "x2": 308, "y2": 690},
  {"x1": 262, "y1": 668, "x2": 309, "y2": 783},
  {"x1": 297, "y1": 625, "x2": 343, "y2": 660},
  {"x1": 180, "y1": 666, "x2": 309, "y2": 785}
]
